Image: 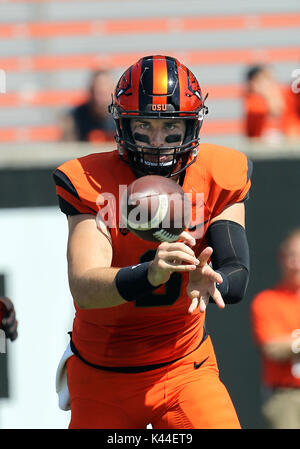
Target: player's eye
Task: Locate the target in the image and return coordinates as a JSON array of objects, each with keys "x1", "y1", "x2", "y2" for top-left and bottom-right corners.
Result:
[
  {"x1": 139, "y1": 122, "x2": 150, "y2": 130},
  {"x1": 165, "y1": 123, "x2": 176, "y2": 130}
]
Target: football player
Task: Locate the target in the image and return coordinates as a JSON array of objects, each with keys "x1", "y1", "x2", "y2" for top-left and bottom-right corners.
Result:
[{"x1": 53, "y1": 55, "x2": 251, "y2": 429}]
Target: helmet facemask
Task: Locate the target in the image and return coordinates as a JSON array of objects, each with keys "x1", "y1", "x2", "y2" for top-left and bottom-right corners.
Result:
[{"x1": 115, "y1": 114, "x2": 205, "y2": 178}]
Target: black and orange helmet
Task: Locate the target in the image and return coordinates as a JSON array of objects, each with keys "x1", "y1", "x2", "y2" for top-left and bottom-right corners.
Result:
[{"x1": 109, "y1": 55, "x2": 208, "y2": 177}]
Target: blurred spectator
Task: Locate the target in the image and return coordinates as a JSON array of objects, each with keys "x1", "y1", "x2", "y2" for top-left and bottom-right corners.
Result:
[
  {"x1": 250, "y1": 229, "x2": 300, "y2": 429},
  {"x1": 283, "y1": 83, "x2": 300, "y2": 139},
  {"x1": 60, "y1": 70, "x2": 115, "y2": 143},
  {"x1": 244, "y1": 65, "x2": 300, "y2": 142}
]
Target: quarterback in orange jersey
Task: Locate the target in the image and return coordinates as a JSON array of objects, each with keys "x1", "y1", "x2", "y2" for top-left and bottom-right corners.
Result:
[{"x1": 53, "y1": 55, "x2": 251, "y2": 429}]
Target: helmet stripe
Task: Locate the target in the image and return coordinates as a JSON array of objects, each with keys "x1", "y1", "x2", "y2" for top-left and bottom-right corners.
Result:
[
  {"x1": 130, "y1": 62, "x2": 141, "y2": 113},
  {"x1": 152, "y1": 55, "x2": 167, "y2": 104},
  {"x1": 138, "y1": 56, "x2": 153, "y2": 112},
  {"x1": 178, "y1": 60, "x2": 188, "y2": 114},
  {"x1": 166, "y1": 56, "x2": 180, "y2": 111}
]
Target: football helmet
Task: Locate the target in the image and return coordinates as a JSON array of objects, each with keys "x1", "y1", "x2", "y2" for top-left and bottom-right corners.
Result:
[{"x1": 109, "y1": 55, "x2": 208, "y2": 177}]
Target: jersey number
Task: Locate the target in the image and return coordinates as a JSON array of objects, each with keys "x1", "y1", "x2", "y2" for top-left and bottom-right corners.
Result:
[{"x1": 134, "y1": 250, "x2": 182, "y2": 308}]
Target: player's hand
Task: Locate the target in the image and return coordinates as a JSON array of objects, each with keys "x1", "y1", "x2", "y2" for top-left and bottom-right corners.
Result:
[
  {"x1": 0, "y1": 297, "x2": 18, "y2": 341},
  {"x1": 147, "y1": 231, "x2": 199, "y2": 287},
  {"x1": 186, "y1": 247, "x2": 225, "y2": 314}
]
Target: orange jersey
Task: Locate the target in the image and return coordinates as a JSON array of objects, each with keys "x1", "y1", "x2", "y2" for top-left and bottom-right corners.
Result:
[
  {"x1": 54, "y1": 144, "x2": 251, "y2": 367},
  {"x1": 251, "y1": 285, "x2": 300, "y2": 388}
]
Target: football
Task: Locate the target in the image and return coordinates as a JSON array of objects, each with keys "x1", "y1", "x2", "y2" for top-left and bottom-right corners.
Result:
[{"x1": 120, "y1": 175, "x2": 191, "y2": 242}]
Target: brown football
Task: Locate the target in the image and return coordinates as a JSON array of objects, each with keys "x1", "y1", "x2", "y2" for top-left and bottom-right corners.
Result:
[{"x1": 120, "y1": 175, "x2": 191, "y2": 242}]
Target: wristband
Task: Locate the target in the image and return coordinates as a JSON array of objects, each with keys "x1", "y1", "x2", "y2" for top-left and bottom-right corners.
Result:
[{"x1": 115, "y1": 262, "x2": 158, "y2": 302}]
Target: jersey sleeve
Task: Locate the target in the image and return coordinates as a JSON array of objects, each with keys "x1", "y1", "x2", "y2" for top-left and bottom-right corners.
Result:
[
  {"x1": 204, "y1": 145, "x2": 252, "y2": 218},
  {"x1": 53, "y1": 163, "x2": 97, "y2": 216}
]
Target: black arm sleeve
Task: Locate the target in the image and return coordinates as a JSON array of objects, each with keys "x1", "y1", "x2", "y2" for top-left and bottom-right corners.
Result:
[{"x1": 206, "y1": 220, "x2": 250, "y2": 304}]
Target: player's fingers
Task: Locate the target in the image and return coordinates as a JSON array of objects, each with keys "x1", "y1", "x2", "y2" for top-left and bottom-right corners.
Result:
[
  {"x1": 188, "y1": 297, "x2": 199, "y2": 314},
  {"x1": 198, "y1": 295, "x2": 210, "y2": 313},
  {"x1": 177, "y1": 231, "x2": 196, "y2": 247},
  {"x1": 200, "y1": 264, "x2": 223, "y2": 284},
  {"x1": 4, "y1": 319, "x2": 18, "y2": 341},
  {"x1": 165, "y1": 250, "x2": 199, "y2": 266},
  {"x1": 10, "y1": 331, "x2": 18, "y2": 342},
  {"x1": 208, "y1": 284, "x2": 225, "y2": 309},
  {"x1": 0, "y1": 297, "x2": 14, "y2": 314},
  {"x1": 188, "y1": 294, "x2": 209, "y2": 313},
  {"x1": 159, "y1": 259, "x2": 198, "y2": 273},
  {"x1": 161, "y1": 241, "x2": 196, "y2": 257},
  {"x1": 197, "y1": 247, "x2": 213, "y2": 267},
  {"x1": 2, "y1": 309, "x2": 16, "y2": 327}
]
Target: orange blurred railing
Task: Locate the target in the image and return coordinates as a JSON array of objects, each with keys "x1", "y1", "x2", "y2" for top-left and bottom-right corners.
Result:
[
  {"x1": 0, "y1": 47, "x2": 299, "y2": 73},
  {"x1": 0, "y1": 8, "x2": 299, "y2": 143},
  {"x1": 0, "y1": 13, "x2": 299, "y2": 39}
]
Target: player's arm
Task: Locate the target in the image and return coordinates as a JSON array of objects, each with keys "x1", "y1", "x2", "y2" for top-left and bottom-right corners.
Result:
[
  {"x1": 67, "y1": 214, "x2": 127, "y2": 309},
  {"x1": 207, "y1": 202, "x2": 250, "y2": 303},
  {"x1": 210, "y1": 201, "x2": 245, "y2": 227},
  {"x1": 187, "y1": 202, "x2": 250, "y2": 313},
  {"x1": 67, "y1": 214, "x2": 198, "y2": 309}
]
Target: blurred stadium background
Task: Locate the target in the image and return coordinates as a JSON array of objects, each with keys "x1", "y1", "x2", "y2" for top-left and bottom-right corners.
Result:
[{"x1": 0, "y1": 0, "x2": 299, "y2": 429}]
